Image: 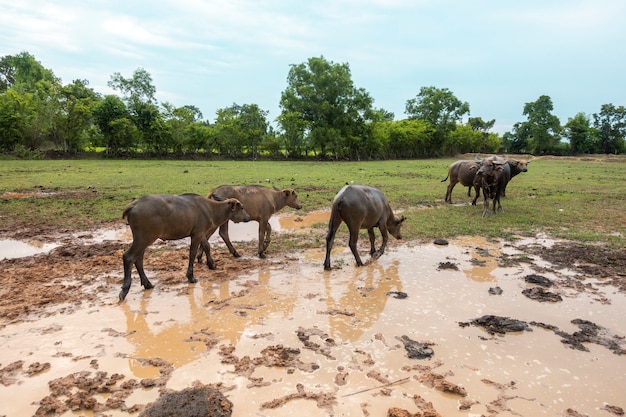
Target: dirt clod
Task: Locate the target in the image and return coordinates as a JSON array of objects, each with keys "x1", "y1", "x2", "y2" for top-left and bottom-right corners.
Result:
[{"x1": 139, "y1": 388, "x2": 232, "y2": 417}]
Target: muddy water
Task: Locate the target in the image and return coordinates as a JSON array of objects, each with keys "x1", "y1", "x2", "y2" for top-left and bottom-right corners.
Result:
[{"x1": 0, "y1": 214, "x2": 624, "y2": 416}]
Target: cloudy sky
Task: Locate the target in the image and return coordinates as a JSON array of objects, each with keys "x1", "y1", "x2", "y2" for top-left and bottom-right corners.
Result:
[{"x1": 1, "y1": 0, "x2": 624, "y2": 133}]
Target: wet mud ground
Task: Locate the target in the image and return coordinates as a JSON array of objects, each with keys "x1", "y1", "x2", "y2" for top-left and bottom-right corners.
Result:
[{"x1": 0, "y1": 213, "x2": 625, "y2": 417}]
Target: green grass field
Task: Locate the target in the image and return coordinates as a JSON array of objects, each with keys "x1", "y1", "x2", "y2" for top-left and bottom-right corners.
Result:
[{"x1": 1, "y1": 157, "x2": 625, "y2": 247}]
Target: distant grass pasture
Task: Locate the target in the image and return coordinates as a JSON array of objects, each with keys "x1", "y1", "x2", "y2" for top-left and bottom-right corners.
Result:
[{"x1": 0, "y1": 156, "x2": 625, "y2": 247}]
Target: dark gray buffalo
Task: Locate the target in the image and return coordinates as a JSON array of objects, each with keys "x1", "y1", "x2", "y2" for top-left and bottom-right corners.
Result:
[
  {"x1": 120, "y1": 193, "x2": 250, "y2": 301},
  {"x1": 501, "y1": 159, "x2": 530, "y2": 197},
  {"x1": 324, "y1": 185, "x2": 405, "y2": 270},
  {"x1": 473, "y1": 157, "x2": 507, "y2": 217},
  {"x1": 206, "y1": 185, "x2": 303, "y2": 258}
]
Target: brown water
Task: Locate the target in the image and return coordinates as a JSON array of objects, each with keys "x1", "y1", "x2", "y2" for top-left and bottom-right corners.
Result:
[{"x1": 0, "y1": 212, "x2": 624, "y2": 416}]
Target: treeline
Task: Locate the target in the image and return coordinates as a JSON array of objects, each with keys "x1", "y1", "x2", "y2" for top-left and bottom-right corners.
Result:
[{"x1": 1, "y1": 52, "x2": 624, "y2": 159}]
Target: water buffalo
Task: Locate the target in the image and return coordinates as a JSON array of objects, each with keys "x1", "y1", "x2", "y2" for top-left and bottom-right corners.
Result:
[
  {"x1": 324, "y1": 185, "x2": 405, "y2": 270},
  {"x1": 442, "y1": 160, "x2": 482, "y2": 203},
  {"x1": 120, "y1": 193, "x2": 250, "y2": 301},
  {"x1": 474, "y1": 157, "x2": 507, "y2": 217},
  {"x1": 501, "y1": 159, "x2": 530, "y2": 197},
  {"x1": 444, "y1": 157, "x2": 530, "y2": 203},
  {"x1": 206, "y1": 185, "x2": 303, "y2": 258}
]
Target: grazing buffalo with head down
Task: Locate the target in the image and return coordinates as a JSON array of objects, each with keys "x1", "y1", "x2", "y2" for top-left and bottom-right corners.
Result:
[
  {"x1": 120, "y1": 193, "x2": 250, "y2": 301},
  {"x1": 324, "y1": 185, "x2": 405, "y2": 270},
  {"x1": 474, "y1": 157, "x2": 507, "y2": 217},
  {"x1": 205, "y1": 185, "x2": 303, "y2": 259}
]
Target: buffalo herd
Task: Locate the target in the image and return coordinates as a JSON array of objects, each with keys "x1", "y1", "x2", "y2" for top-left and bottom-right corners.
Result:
[{"x1": 120, "y1": 155, "x2": 529, "y2": 300}]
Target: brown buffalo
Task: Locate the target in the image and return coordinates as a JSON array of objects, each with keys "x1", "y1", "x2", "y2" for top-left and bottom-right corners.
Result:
[
  {"x1": 473, "y1": 157, "x2": 507, "y2": 217},
  {"x1": 442, "y1": 160, "x2": 482, "y2": 203},
  {"x1": 120, "y1": 194, "x2": 250, "y2": 301},
  {"x1": 324, "y1": 185, "x2": 405, "y2": 270},
  {"x1": 206, "y1": 185, "x2": 303, "y2": 258}
]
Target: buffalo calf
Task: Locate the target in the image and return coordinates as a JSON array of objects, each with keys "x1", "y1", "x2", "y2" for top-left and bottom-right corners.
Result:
[
  {"x1": 206, "y1": 185, "x2": 302, "y2": 258},
  {"x1": 474, "y1": 157, "x2": 507, "y2": 217}
]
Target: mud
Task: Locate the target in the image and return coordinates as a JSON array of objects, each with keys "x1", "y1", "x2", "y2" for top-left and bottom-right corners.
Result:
[{"x1": 0, "y1": 215, "x2": 625, "y2": 416}]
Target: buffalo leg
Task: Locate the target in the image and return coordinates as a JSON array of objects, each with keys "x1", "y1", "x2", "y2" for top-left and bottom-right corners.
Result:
[
  {"x1": 135, "y1": 254, "x2": 154, "y2": 290},
  {"x1": 185, "y1": 236, "x2": 202, "y2": 283},
  {"x1": 472, "y1": 184, "x2": 481, "y2": 206},
  {"x1": 377, "y1": 226, "x2": 389, "y2": 257},
  {"x1": 260, "y1": 221, "x2": 272, "y2": 256},
  {"x1": 120, "y1": 252, "x2": 134, "y2": 301},
  {"x1": 445, "y1": 180, "x2": 458, "y2": 203},
  {"x1": 482, "y1": 193, "x2": 490, "y2": 218},
  {"x1": 200, "y1": 237, "x2": 216, "y2": 269},
  {"x1": 347, "y1": 227, "x2": 364, "y2": 267},
  {"x1": 471, "y1": 185, "x2": 480, "y2": 204},
  {"x1": 218, "y1": 222, "x2": 240, "y2": 258},
  {"x1": 367, "y1": 228, "x2": 377, "y2": 254},
  {"x1": 323, "y1": 215, "x2": 343, "y2": 270},
  {"x1": 120, "y1": 239, "x2": 154, "y2": 302}
]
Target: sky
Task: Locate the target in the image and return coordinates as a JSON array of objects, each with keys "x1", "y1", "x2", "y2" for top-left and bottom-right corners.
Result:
[{"x1": 1, "y1": 0, "x2": 625, "y2": 134}]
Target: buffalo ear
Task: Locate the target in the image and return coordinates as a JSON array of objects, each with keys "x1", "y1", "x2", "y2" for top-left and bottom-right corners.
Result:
[
  {"x1": 229, "y1": 200, "x2": 241, "y2": 211},
  {"x1": 398, "y1": 215, "x2": 406, "y2": 223},
  {"x1": 469, "y1": 165, "x2": 479, "y2": 172}
]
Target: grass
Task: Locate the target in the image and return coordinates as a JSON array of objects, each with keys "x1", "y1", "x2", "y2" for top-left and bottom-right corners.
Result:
[{"x1": 0, "y1": 157, "x2": 625, "y2": 247}]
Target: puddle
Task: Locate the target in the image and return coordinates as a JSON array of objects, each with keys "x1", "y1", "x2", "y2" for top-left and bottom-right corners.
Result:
[
  {"x1": 206, "y1": 209, "x2": 330, "y2": 242},
  {"x1": 0, "y1": 239, "x2": 60, "y2": 259},
  {"x1": 0, "y1": 210, "x2": 328, "y2": 260},
  {"x1": 0, "y1": 236, "x2": 624, "y2": 416}
]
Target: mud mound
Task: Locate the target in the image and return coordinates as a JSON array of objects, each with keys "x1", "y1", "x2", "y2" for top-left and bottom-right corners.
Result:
[{"x1": 140, "y1": 387, "x2": 233, "y2": 417}]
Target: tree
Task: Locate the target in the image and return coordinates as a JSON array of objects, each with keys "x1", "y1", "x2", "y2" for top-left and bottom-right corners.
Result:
[
  {"x1": 107, "y1": 68, "x2": 162, "y2": 152},
  {"x1": 107, "y1": 68, "x2": 156, "y2": 105},
  {"x1": 405, "y1": 86, "x2": 469, "y2": 154},
  {"x1": 467, "y1": 117, "x2": 498, "y2": 154},
  {"x1": 184, "y1": 121, "x2": 213, "y2": 154},
  {"x1": 212, "y1": 103, "x2": 269, "y2": 158},
  {"x1": 387, "y1": 119, "x2": 434, "y2": 158},
  {"x1": 0, "y1": 52, "x2": 61, "y2": 152},
  {"x1": 0, "y1": 51, "x2": 59, "y2": 94},
  {"x1": 162, "y1": 103, "x2": 204, "y2": 154},
  {"x1": 54, "y1": 79, "x2": 100, "y2": 152},
  {"x1": 279, "y1": 56, "x2": 376, "y2": 158},
  {"x1": 237, "y1": 103, "x2": 269, "y2": 159},
  {"x1": 0, "y1": 90, "x2": 24, "y2": 151},
  {"x1": 92, "y1": 95, "x2": 132, "y2": 154},
  {"x1": 276, "y1": 111, "x2": 308, "y2": 157},
  {"x1": 593, "y1": 104, "x2": 626, "y2": 154},
  {"x1": 520, "y1": 95, "x2": 562, "y2": 155},
  {"x1": 564, "y1": 113, "x2": 597, "y2": 154}
]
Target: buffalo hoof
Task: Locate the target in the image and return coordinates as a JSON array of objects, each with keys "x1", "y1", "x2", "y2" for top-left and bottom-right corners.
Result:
[
  {"x1": 258, "y1": 253, "x2": 266, "y2": 259},
  {"x1": 232, "y1": 251, "x2": 241, "y2": 258},
  {"x1": 187, "y1": 276, "x2": 198, "y2": 284},
  {"x1": 119, "y1": 289, "x2": 129, "y2": 302},
  {"x1": 207, "y1": 262, "x2": 216, "y2": 270}
]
